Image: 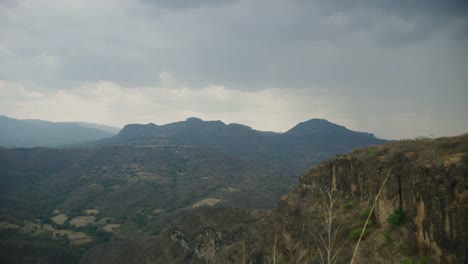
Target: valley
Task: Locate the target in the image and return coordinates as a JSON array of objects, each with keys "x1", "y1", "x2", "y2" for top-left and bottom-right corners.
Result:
[
  {"x1": 0, "y1": 117, "x2": 387, "y2": 263},
  {"x1": 0, "y1": 117, "x2": 465, "y2": 263}
]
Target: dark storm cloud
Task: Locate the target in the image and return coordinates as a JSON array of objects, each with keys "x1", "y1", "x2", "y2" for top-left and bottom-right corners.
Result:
[
  {"x1": 0, "y1": 0, "x2": 17, "y2": 14},
  {"x1": 0, "y1": 0, "x2": 15, "y2": 5},
  {"x1": 141, "y1": 0, "x2": 237, "y2": 9},
  {"x1": 300, "y1": 0, "x2": 468, "y2": 45},
  {"x1": 307, "y1": 0, "x2": 468, "y2": 16},
  {"x1": 1, "y1": 0, "x2": 466, "y2": 89}
]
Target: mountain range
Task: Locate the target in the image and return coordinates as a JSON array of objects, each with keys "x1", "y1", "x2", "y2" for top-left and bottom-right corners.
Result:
[
  {"x1": 80, "y1": 117, "x2": 388, "y2": 172},
  {"x1": 0, "y1": 115, "x2": 120, "y2": 147}
]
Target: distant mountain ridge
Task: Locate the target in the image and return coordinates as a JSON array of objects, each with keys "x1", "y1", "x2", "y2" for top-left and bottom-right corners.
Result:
[
  {"x1": 0, "y1": 115, "x2": 118, "y2": 147},
  {"x1": 71, "y1": 122, "x2": 121, "y2": 134},
  {"x1": 85, "y1": 117, "x2": 388, "y2": 172}
]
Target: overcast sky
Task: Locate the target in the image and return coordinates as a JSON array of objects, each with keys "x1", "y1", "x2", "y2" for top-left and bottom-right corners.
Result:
[{"x1": 0, "y1": 0, "x2": 467, "y2": 139}]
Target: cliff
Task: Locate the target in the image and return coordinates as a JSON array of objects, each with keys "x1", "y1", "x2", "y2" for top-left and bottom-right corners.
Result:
[{"x1": 273, "y1": 134, "x2": 467, "y2": 263}]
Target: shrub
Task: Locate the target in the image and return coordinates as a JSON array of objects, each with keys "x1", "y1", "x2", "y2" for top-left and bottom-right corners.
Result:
[
  {"x1": 349, "y1": 227, "x2": 367, "y2": 240},
  {"x1": 366, "y1": 148, "x2": 377, "y2": 157},
  {"x1": 387, "y1": 210, "x2": 405, "y2": 226},
  {"x1": 401, "y1": 258, "x2": 414, "y2": 264},
  {"x1": 401, "y1": 256, "x2": 433, "y2": 264},
  {"x1": 360, "y1": 208, "x2": 372, "y2": 219},
  {"x1": 343, "y1": 202, "x2": 354, "y2": 209},
  {"x1": 381, "y1": 229, "x2": 392, "y2": 243}
]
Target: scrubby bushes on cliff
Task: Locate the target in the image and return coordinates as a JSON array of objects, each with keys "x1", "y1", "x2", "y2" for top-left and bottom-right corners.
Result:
[
  {"x1": 349, "y1": 227, "x2": 367, "y2": 240},
  {"x1": 387, "y1": 210, "x2": 405, "y2": 226},
  {"x1": 360, "y1": 208, "x2": 372, "y2": 219}
]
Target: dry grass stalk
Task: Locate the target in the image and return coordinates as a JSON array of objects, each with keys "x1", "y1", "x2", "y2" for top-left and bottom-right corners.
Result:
[
  {"x1": 312, "y1": 163, "x2": 345, "y2": 264},
  {"x1": 350, "y1": 168, "x2": 392, "y2": 264}
]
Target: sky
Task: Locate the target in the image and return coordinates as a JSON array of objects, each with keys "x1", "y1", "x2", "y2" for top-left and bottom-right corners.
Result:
[{"x1": 0, "y1": 0, "x2": 467, "y2": 139}]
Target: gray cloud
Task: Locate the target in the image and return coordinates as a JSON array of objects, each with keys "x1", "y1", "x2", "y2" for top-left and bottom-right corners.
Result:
[
  {"x1": 0, "y1": 0, "x2": 16, "y2": 7},
  {"x1": 141, "y1": 0, "x2": 237, "y2": 9},
  {"x1": 307, "y1": 0, "x2": 468, "y2": 17},
  {"x1": 1, "y1": 0, "x2": 466, "y2": 89},
  {"x1": 295, "y1": 0, "x2": 468, "y2": 47}
]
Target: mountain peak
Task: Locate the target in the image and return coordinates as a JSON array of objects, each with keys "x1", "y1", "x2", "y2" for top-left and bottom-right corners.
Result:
[
  {"x1": 183, "y1": 117, "x2": 226, "y2": 128},
  {"x1": 118, "y1": 123, "x2": 159, "y2": 139},
  {"x1": 185, "y1": 117, "x2": 203, "y2": 123},
  {"x1": 285, "y1": 118, "x2": 346, "y2": 135},
  {"x1": 301, "y1": 118, "x2": 338, "y2": 126}
]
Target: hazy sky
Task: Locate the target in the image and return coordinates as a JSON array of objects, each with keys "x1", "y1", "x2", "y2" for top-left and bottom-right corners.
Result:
[{"x1": 1, "y1": 0, "x2": 467, "y2": 139}]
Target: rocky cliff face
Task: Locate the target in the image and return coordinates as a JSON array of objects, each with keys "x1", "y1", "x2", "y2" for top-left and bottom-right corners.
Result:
[
  {"x1": 80, "y1": 135, "x2": 467, "y2": 263},
  {"x1": 289, "y1": 135, "x2": 467, "y2": 263}
]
